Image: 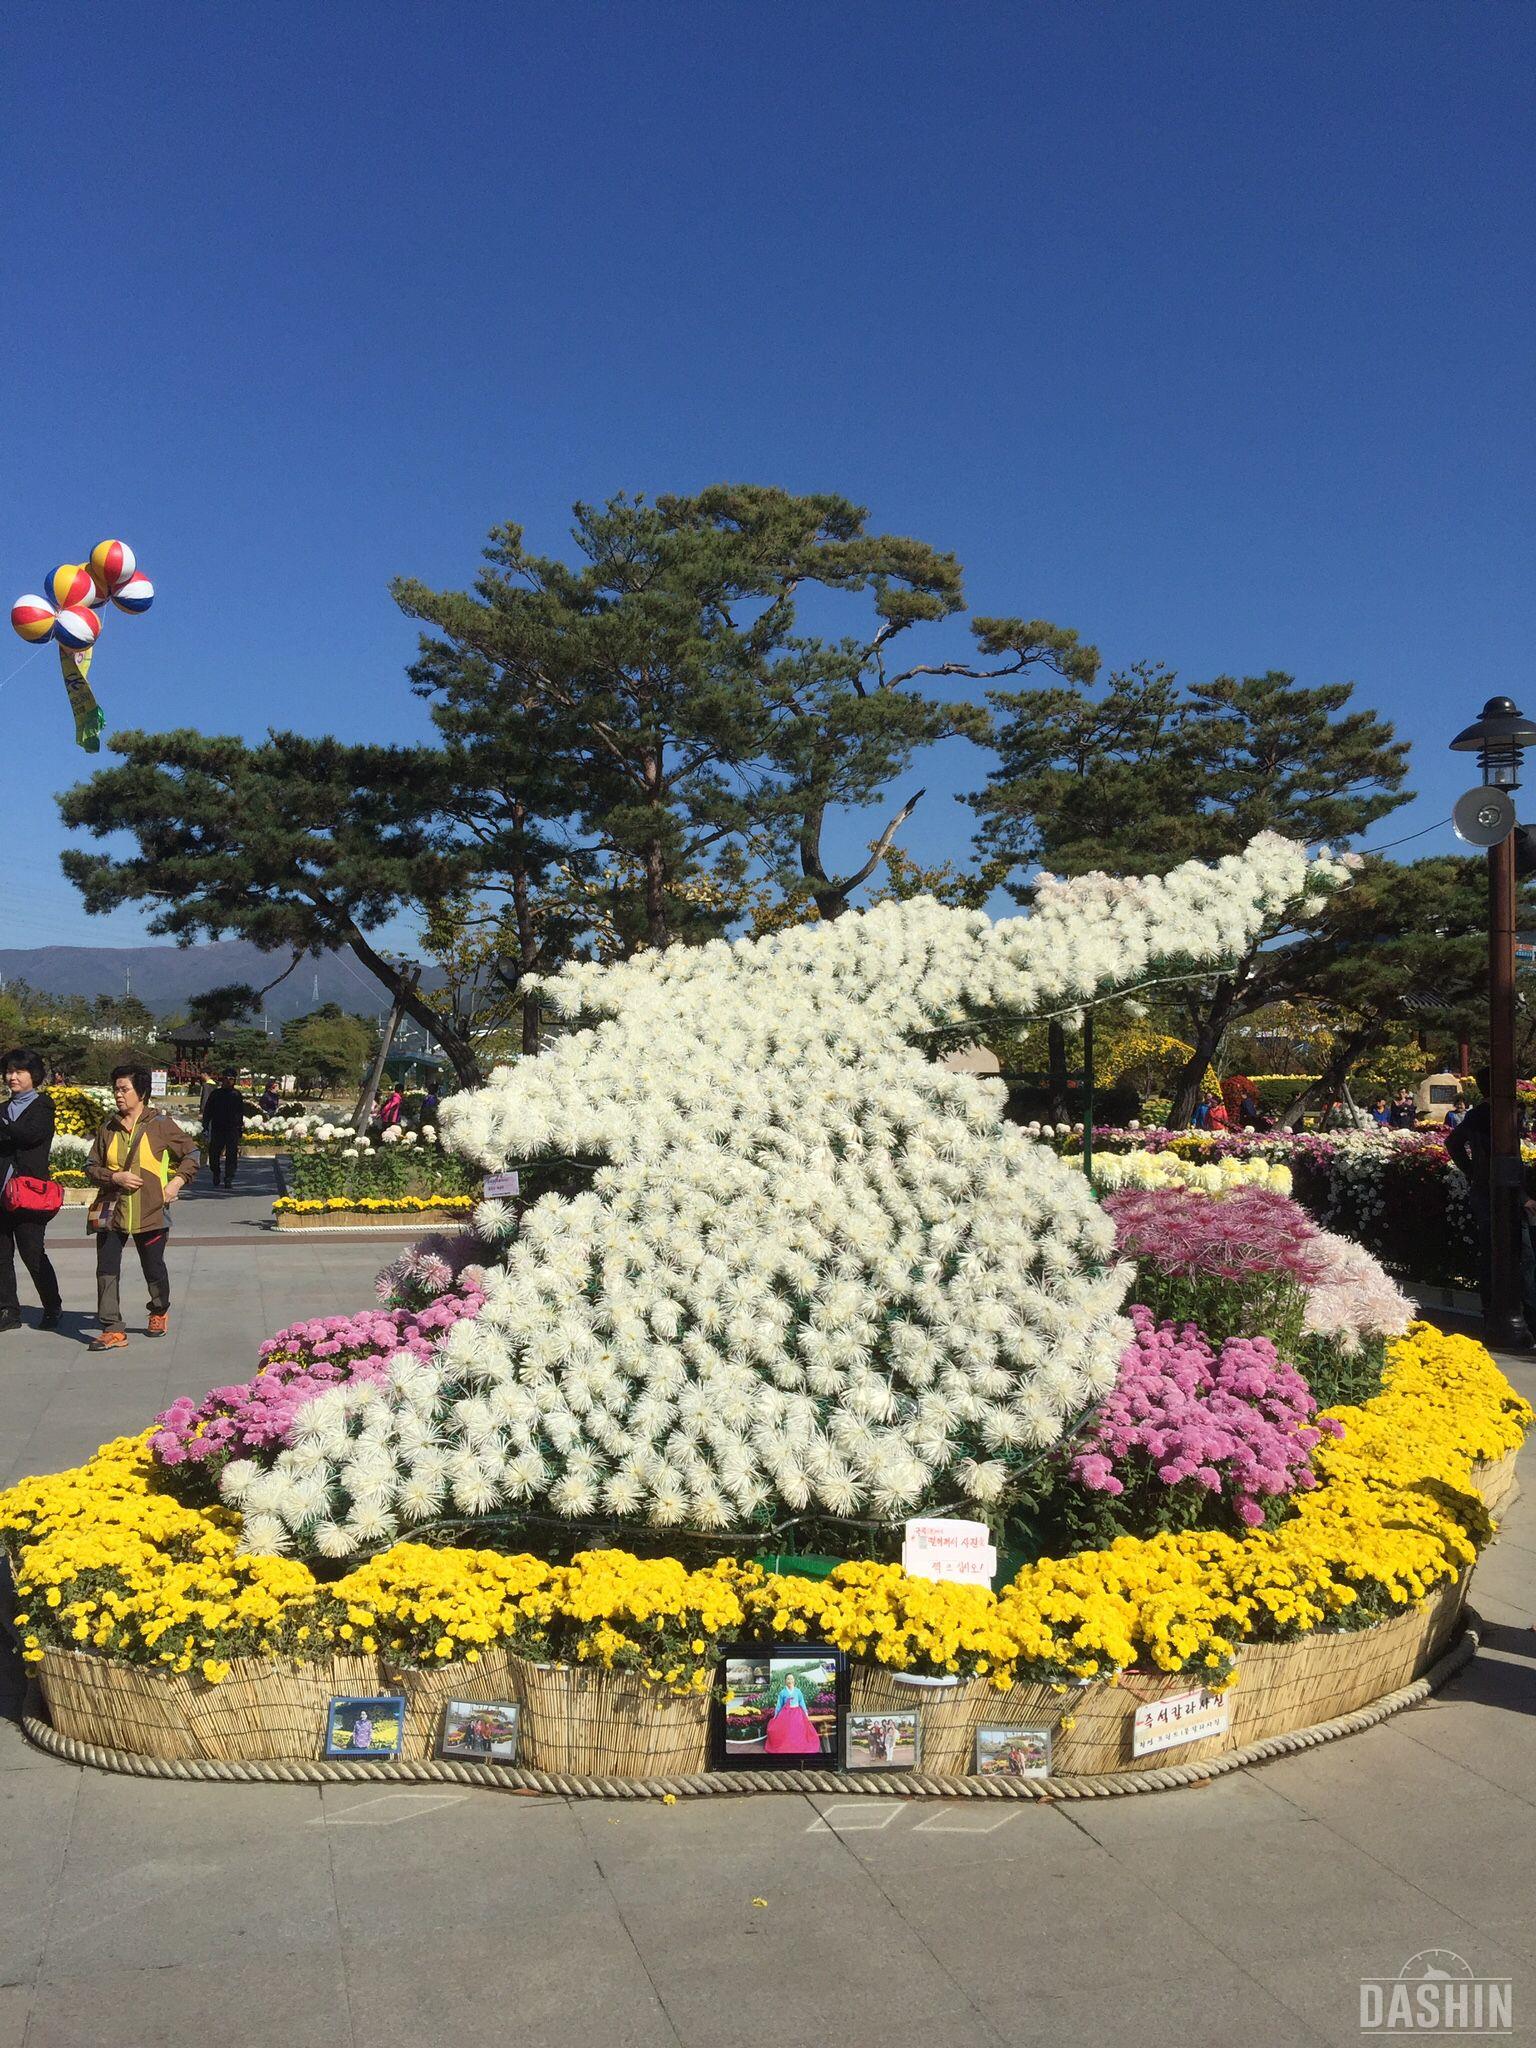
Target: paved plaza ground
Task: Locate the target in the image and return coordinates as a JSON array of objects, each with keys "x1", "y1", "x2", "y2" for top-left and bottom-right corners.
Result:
[{"x1": 0, "y1": 1157, "x2": 1532, "y2": 2046}]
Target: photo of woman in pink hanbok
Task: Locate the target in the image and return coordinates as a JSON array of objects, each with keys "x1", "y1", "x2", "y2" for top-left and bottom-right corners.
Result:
[{"x1": 763, "y1": 1672, "x2": 821, "y2": 1754}]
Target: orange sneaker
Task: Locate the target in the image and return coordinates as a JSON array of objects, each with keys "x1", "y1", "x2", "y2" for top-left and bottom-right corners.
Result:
[
  {"x1": 88, "y1": 1330, "x2": 129, "y2": 1352},
  {"x1": 147, "y1": 1312, "x2": 169, "y2": 1338}
]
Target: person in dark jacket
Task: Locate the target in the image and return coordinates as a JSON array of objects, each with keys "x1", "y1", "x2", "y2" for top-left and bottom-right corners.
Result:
[
  {"x1": 0, "y1": 1048, "x2": 63, "y2": 1333},
  {"x1": 202, "y1": 1071, "x2": 254, "y2": 1188}
]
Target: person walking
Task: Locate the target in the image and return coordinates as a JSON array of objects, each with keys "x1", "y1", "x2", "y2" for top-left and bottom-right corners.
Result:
[
  {"x1": 376, "y1": 1086, "x2": 404, "y2": 1132},
  {"x1": 203, "y1": 1070, "x2": 252, "y2": 1188},
  {"x1": 0, "y1": 1049, "x2": 63, "y2": 1334},
  {"x1": 84, "y1": 1065, "x2": 199, "y2": 1352}
]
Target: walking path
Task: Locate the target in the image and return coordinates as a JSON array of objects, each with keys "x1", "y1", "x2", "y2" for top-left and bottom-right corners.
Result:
[{"x1": 0, "y1": 1210, "x2": 1532, "y2": 2047}]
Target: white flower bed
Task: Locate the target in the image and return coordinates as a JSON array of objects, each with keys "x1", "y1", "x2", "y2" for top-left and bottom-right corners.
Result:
[{"x1": 227, "y1": 833, "x2": 1349, "y2": 1557}]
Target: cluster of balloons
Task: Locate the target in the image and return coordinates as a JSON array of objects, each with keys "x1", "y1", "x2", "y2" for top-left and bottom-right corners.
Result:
[
  {"x1": 9, "y1": 541, "x2": 154, "y2": 750},
  {"x1": 12, "y1": 541, "x2": 154, "y2": 650}
]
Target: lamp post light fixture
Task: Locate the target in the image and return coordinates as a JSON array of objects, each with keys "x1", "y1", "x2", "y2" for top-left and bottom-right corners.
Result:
[
  {"x1": 1451, "y1": 695, "x2": 1536, "y2": 791},
  {"x1": 1450, "y1": 696, "x2": 1536, "y2": 1352}
]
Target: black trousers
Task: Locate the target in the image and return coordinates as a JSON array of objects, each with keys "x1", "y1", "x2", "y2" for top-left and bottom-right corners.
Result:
[
  {"x1": 0, "y1": 1206, "x2": 61, "y2": 1316},
  {"x1": 96, "y1": 1227, "x2": 170, "y2": 1332},
  {"x1": 207, "y1": 1135, "x2": 239, "y2": 1184}
]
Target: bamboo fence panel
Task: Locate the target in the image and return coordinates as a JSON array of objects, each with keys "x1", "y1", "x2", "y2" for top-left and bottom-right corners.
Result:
[
  {"x1": 1471, "y1": 1448, "x2": 1521, "y2": 1517},
  {"x1": 848, "y1": 1666, "x2": 993, "y2": 1776},
  {"x1": 383, "y1": 1647, "x2": 522, "y2": 1761},
  {"x1": 511, "y1": 1659, "x2": 710, "y2": 1775}
]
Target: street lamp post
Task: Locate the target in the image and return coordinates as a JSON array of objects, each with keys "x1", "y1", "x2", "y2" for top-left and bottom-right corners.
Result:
[{"x1": 1450, "y1": 695, "x2": 1536, "y2": 1351}]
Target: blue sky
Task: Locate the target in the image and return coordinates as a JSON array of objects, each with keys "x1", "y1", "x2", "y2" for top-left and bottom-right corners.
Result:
[{"x1": 4, "y1": 0, "x2": 1533, "y2": 963}]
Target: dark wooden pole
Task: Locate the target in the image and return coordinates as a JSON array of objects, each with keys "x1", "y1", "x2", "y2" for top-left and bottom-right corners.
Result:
[
  {"x1": 1081, "y1": 1008, "x2": 1095, "y2": 1178},
  {"x1": 1486, "y1": 828, "x2": 1528, "y2": 1348}
]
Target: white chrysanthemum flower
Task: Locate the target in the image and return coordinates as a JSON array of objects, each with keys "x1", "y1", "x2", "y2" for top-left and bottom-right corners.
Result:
[
  {"x1": 237, "y1": 1512, "x2": 291, "y2": 1554},
  {"x1": 220, "y1": 1459, "x2": 260, "y2": 1505},
  {"x1": 397, "y1": 1473, "x2": 444, "y2": 1522},
  {"x1": 227, "y1": 834, "x2": 1349, "y2": 1559}
]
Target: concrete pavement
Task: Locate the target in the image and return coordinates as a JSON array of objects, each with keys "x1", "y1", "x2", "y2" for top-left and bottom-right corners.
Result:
[{"x1": 0, "y1": 1197, "x2": 1532, "y2": 2047}]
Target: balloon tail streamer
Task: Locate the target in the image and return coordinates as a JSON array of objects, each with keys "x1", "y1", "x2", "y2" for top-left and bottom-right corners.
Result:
[{"x1": 58, "y1": 646, "x2": 104, "y2": 753}]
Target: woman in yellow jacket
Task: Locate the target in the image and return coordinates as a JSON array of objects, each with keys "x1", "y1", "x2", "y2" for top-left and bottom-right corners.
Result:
[{"x1": 84, "y1": 1064, "x2": 200, "y2": 1352}]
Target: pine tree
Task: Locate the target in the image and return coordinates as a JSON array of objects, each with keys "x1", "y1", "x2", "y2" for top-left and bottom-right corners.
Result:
[{"x1": 970, "y1": 662, "x2": 1411, "y2": 1122}]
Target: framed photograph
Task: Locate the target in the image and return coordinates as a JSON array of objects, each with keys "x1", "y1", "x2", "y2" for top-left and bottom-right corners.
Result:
[
  {"x1": 439, "y1": 1699, "x2": 521, "y2": 1762},
  {"x1": 324, "y1": 1694, "x2": 406, "y2": 1759},
  {"x1": 712, "y1": 1646, "x2": 846, "y2": 1769},
  {"x1": 973, "y1": 1723, "x2": 1053, "y2": 1778},
  {"x1": 844, "y1": 1709, "x2": 920, "y2": 1771}
]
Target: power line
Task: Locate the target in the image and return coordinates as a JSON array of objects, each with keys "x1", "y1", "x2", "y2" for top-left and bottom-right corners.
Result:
[{"x1": 1353, "y1": 816, "x2": 1453, "y2": 857}]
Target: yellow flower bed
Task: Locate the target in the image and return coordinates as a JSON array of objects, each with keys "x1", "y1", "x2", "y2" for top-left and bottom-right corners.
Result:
[
  {"x1": 272, "y1": 1196, "x2": 475, "y2": 1215},
  {"x1": 46, "y1": 1085, "x2": 112, "y2": 1139},
  {"x1": 1, "y1": 1325, "x2": 1525, "y2": 1696},
  {"x1": 1089, "y1": 1150, "x2": 1293, "y2": 1197}
]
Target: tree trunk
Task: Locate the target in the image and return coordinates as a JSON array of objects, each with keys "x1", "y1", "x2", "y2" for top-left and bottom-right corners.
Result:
[
  {"x1": 1278, "y1": 1020, "x2": 1380, "y2": 1129},
  {"x1": 1167, "y1": 979, "x2": 1237, "y2": 1127},
  {"x1": 343, "y1": 930, "x2": 483, "y2": 1091},
  {"x1": 643, "y1": 837, "x2": 670, "y2": 951},
  {"x1": 1046, "y1": 1020, "x2": 1071, "y2": 1124},
  {"x1": 803, "y1": 789, "x2": 925, "y2": 922},
  {"x1": 352, "y1": 998, "x2": 403, "y2": 1133},
  {"x1": 510, "y1": 824, "x2": 543, "y2": 1057}
]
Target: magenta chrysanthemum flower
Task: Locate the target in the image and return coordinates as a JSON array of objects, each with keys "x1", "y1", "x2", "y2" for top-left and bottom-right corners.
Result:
[
  {"x1": 1104, "y1": 1186, "x2": 1326, "y2": 1283},
  {"x1": 1070, "y1": 1305, "x2": 1342, "y2": 1524}
]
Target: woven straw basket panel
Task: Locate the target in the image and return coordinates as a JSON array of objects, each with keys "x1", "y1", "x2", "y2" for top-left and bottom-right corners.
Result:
[
  {"x1": 512, "y1": 1659, "x2": 710, "y2": 1776},
  {"x1": 1471, "y1": 1449, "x2": 1521, "y2": 1517},
  {"x1": 848, "y1": 1667, "x2": 993, "y2": 1776},
  {"x1": 383, "y1": 1647, "x2": 522, "y2": 1762}
]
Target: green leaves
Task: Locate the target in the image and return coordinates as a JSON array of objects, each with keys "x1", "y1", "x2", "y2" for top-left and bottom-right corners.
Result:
[{"x1": 396, "y1": 485, "x2": 979, "y2": 935}]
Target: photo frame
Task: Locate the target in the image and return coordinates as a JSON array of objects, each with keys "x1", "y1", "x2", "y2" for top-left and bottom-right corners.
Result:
[
  {"x1": 438, "y1": 1699, "x2": 521, "y2": 1763},
  {"x1": 711, "y1": 1645, "x2": 846, "y2": 1770},
  {"x1": 324, "y1": 1694, "x2": 406, "y2": 1760},
  {"x1": 844, "y1": 1708, "x2": 921, "y2": 1771},
  {"x1": 973, "y1": 1723, "x2": 1053, "y2": 1778}
]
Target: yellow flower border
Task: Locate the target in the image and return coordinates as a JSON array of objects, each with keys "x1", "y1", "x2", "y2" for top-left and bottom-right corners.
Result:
[
  {"x1": 0, "y1": 1324, "x2": 1526, "y2": 1695},
  {"x1": 272, "y1": 1196, "x2": 475, "y2": 1215}
]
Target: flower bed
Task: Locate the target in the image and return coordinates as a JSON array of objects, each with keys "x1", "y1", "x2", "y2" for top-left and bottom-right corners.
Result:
[
  {"x1": 2, "y1": 1324, "x2": 1524, "y2": 1775},
  {"x1": 1036, "y1": 1127, "x2": 1486, "y2": 1289},
  {"x1": 44, "y1": 1086, "x2": 112, "y2": 1139},
  {"x1": 280, "y1": 1134, "x2": 478, "y2": 1210},
  {"x1": 4, "y1": 841, "x2": 1528, "y2": 1782},
  {"x1": 272, "y1": 1197, "x2": 476, "y2": 1230}
]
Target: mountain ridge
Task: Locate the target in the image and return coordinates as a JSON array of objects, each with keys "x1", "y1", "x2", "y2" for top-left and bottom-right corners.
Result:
[{"x1": 0, "y1": 939, "x2": 414, "y2": 1022}]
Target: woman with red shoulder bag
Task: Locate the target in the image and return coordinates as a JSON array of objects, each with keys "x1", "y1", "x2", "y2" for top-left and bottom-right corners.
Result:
[{"x1": 0, "y1": 1048, "x2": 63, "y2": 1334}]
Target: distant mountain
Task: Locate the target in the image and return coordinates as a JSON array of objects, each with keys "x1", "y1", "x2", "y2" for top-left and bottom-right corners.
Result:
[{"x1": 0, "y1": 940, "x2": 439, "y2": 1023}]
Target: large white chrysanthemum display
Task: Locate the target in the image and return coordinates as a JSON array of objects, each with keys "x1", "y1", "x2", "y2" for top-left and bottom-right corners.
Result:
[{"x1": 228, "y1": 834, "x2": 1347, "y2": 1556}]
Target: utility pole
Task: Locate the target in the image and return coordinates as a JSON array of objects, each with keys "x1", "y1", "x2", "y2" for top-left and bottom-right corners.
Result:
[
  {"x1": 1485, "y1": 824, "x2": 1525, "y2": 1349},
  {"x1": 1451, "y1": 695, "x2": 1536, "y2": 1352}
]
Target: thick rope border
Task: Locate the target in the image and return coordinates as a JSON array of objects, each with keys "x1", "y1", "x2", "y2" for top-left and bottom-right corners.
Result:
[{"x1": 18, "y1": 1616, "x2": 1480, "y2": 1800}]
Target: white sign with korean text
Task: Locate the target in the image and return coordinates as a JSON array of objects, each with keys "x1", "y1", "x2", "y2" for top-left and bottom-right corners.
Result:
[
  {"x1": 482, "y1": 1171, "x2": 521, "y2": 1200},
  {"x1": 901, "y1": 1517, "x2": 998, "y2": 1587},
  {"x1": 150, "y1": 1070, "x2": 168, "y2": 1098},
  {"x1": 1131, "y1": 1687, "x2": 1230, "y2": 1757}
]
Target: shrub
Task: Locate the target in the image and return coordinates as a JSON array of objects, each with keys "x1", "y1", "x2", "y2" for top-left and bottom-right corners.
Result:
[
  {"x1": 1104, "y1": 1184, "x2": 1323, "y2": 1355},
  {"x1": 1016, "y1": 1307, "x2": 1341, "y2": 1553}
]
